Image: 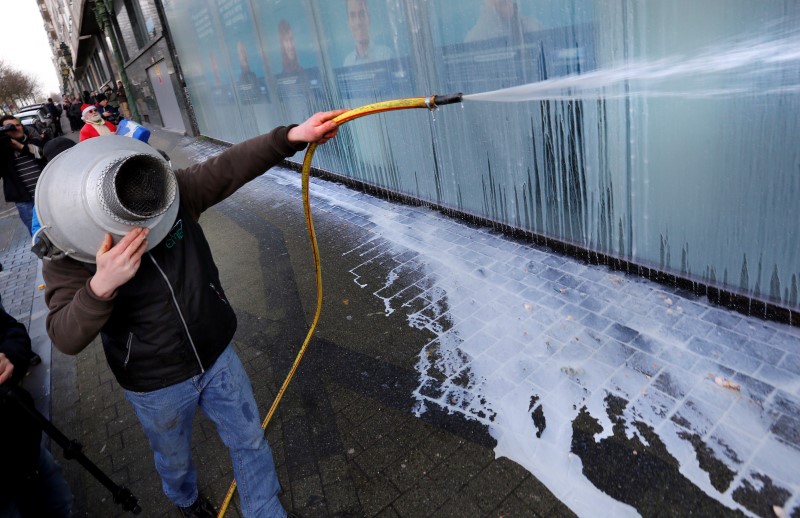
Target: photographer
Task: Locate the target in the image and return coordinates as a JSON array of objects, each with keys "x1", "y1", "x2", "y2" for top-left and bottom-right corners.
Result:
[
  {"x1": 95, "y1": 93, "x2": 121, "y2": 125},
  {"x1": 0, "y1": 115, "x2": 46, "y2": 235},
  {"x1": 0, "y1": 305, "x2": 73, "y2": 516}
]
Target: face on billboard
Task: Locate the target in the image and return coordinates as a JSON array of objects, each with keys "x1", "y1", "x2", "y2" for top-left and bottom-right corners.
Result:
[{"x1": 347, "y1": 0, "x2": 371, "y2": 47}]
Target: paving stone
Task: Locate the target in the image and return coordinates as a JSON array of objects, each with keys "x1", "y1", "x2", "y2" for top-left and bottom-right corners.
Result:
[
  {"x1": 630, "y1": 388, "x2": 678, "y2": 426},
  {"x1": 688, "y1": 337, "x2": 762, "y2": 374},
  {"x1": 772, "y1": 391, "x2": 800, "y2": 418},
  {"x1": 753, "y1": 364, "x2": 797, "y2": 393},
  {"x1": 671, "y1": 397, "x2": 725, "y2": 436},
  {"x1": 605, "y1": 322, "x2": 640, "y2": 344},
  {"x1": 391, "y1": 481, "x2": 448, "y2": 517},
  {"x1": 434, "y1": 492, "x2": 485, "y2": 518},
  {"x1": 657, "y1": 346, "x2": 699, "y2": 371},
  {"x1": 596, "y1": 340, "x2": 636, "y2": 368},
  {"x1": 731, "y1": 372, "x2": 775, "y2": 402},
  {"x1": 564, "y1": 360, "x2": 616, "y2": 393},
  {"x1": 771, "y1": 415, "x2": 800, "y2": 450},
  {"x1": 606, "y1": 368, "x2": 653, "y2": 401},
  {"x1": 321, "y1": 479, "x2": 360, "y2": 516},
  {"x1": 581, "y1": 311, "x2": 612, "y2": 333},
  {"x1": 780, "y1": 354, "x2": 800, "y2": 376},
  {"x1": 626, "y1": 351, "x2": 664, "y2": 378},
  {"x1": 547, "y1": 319, "x2": 587, "y2": 344},
  {"x1": 707, "y1": 422, "x2": 756, "y2": 468},
  {"x1": 701, "y1": 308, "x2": 744, "y2": 329},
  {"x1": 721, "y1": 397, "x2": 776, "y2": 441},
  {"x1": 688, "y1": 377, "x2": 738, "y2": 412},
  {"x1": 464, "y1": 458, "x2": 529, "y2": 513},
  {"x1": 748, "y1": 437, "x2": 800, "y2": 487},
  {"x1": 766, "y1": 330, "x2": 800, "y2": 353},
  {"x1": 653, "y1": 366, "x2": 699, "y2": 400},
  {"x1": 513, "y1": 475, "x2": 575, "y2": 517}
]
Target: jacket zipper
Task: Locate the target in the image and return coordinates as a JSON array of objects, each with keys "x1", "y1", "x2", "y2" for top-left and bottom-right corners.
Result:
[
  {"x1": 210, "y1": 282, "x2": 228, "y2": 305},
  {"x1": 124, "y1": 332, "x2": 133, "y2": 368},
  {"x1": 148, "y1": 253, "x2": 205, "y2": 373}
]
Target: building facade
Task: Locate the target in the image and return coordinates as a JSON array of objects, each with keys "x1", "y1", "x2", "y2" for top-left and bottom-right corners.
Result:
[
  {"x1": 38, "y1": 0, "x2": 196, "y2": 134},
  {"x1": 162, "y1": 0, "x2": 800, "y2": 318}
]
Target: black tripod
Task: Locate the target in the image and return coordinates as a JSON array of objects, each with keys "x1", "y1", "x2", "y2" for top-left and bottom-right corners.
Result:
[{"x1": 0, "y1": 385, "x2": 142, "y2": 514}]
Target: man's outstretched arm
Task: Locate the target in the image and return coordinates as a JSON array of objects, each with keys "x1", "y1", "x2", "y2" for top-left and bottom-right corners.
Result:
[{"x1": 177, "y1": 109, "x2": 346, "y2": 219}]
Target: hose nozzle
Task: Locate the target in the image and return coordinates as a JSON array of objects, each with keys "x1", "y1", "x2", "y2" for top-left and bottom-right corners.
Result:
[{"x1": 425, "y1": 93, "x2": 463, "y2": 109}]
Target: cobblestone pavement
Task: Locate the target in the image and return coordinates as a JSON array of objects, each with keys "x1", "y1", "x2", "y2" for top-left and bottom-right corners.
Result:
[{"x1": 1, "y1": 126, "x2": 798, "y2": 518}]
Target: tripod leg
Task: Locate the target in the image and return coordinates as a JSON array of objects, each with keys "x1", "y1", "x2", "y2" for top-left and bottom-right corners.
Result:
[{"x1": 0, "y1": 385, "x2": 142, "y2": 514}]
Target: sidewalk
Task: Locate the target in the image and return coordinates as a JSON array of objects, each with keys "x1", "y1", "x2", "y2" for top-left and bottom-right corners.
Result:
[{"x1": 1, "y1": 123, "x2": 798, "y2": 517}]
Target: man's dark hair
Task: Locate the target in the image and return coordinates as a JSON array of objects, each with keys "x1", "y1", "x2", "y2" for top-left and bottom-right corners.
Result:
[
  {"x1": 48, "y1": 98, "x2": 54, "y2": 102},
  {"x1": 1, "y1": 114, "x2": 18, "y2": 125},
  {"x1": 43, "y1": 137, "x2": 76, "y2": 162},
  {"x1": 95, "y1": 93, "x2": 107, "y2": 102}
]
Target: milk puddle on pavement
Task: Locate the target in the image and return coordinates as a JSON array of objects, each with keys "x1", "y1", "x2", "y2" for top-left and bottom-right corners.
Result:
[{"x1": 267, "y1": 168, "x2": 800, "y2": 518}]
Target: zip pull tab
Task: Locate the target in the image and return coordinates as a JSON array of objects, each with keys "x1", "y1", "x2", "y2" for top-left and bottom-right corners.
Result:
[
  {"x1": 210, "y1": 282, "x2": 229, "y2": 305},
  {"x1": 124, "y1": 332, "x2": 134, "y2": 368}
]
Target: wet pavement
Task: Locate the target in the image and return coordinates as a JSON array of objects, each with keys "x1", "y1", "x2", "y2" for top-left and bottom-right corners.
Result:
[{"x1": 1, "y1": 124, "x2": 798, "y2": 517}]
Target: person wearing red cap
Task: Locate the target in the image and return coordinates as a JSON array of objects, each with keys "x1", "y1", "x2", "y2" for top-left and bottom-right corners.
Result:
[{"x1": 78, "y1": 104, "x2": 116, "y2": 142}]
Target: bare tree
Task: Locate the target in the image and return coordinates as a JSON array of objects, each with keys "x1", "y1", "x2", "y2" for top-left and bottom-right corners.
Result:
[{"x1": 0, "y1": 59, "x2": 42, "y2": 111}]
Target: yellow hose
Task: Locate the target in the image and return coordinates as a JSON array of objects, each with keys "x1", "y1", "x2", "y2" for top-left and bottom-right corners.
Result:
[{"x1": 216, "y1": 96, "x2": 442, "y2": 517}]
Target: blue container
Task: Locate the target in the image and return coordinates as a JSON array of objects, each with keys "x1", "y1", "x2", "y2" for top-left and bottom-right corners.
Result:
[{"x1": 115, "y1": 119, "x2": 151, "y2": 143}]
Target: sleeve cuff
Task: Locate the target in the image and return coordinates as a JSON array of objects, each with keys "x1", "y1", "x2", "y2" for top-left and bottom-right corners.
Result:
[
  {"x1": 82, "y1": 278, "x2": 117, "y2": 308},
  {"x1": 278, "y1": 124, "x2": 308, "y2": 154}
]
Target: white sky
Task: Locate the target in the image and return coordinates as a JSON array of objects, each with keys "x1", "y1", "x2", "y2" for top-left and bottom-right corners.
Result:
[{"x1": 1, "y1": 0, "x2": 61, "y2": 98}]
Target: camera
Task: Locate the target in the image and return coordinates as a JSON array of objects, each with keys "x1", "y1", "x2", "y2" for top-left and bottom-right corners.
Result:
[{"x1": 0, "y1": 123, "x2": 16, "y2": 134}]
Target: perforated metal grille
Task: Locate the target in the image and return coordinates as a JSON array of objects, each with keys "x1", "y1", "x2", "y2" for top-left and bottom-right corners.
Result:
[{"x1": 98, "y1": 154, "x2": 177, "y2": 223}]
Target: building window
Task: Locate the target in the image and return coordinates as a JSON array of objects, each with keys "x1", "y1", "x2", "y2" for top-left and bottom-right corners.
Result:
[
  {"x1": 124, "y1": 0, "x2": 147, "y2": 49},
  {"x1": 113, "y1": 0, "x2": 161, "y2": 56}
]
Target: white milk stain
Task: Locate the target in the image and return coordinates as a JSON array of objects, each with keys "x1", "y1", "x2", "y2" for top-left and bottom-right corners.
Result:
[{"x1": 269, "y1": 169, "x2": 800, "y2": 517}]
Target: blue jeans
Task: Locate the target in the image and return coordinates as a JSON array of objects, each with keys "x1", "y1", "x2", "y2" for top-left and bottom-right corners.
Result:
[
  {"x1": 124, "y1": 346, "x2": 285, "y2": 517},
  {"x1": 15, "y1": 201, "x2": 34, "y2": 236}
]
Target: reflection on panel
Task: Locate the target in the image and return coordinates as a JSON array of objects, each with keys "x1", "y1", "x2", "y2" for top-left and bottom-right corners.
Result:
[{"x1": 162, "y1": 0, "x2": 800, "y2": 312}]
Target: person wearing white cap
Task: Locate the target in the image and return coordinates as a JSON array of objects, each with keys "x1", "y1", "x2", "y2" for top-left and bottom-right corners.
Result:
[{"x1": 79, "y1": 103, "x2": 116, "y2": 142}]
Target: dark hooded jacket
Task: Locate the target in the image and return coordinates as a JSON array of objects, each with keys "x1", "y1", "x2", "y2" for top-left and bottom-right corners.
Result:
[
  {"x1": 0, "y1": 308, "x2": 40, "y2": 504},
  {"x1": 0, "y1": 134, "x2": 45, "y2": 203},
  {"x1": 42, "y1": 125, "x2": 306, "y2": 391}
]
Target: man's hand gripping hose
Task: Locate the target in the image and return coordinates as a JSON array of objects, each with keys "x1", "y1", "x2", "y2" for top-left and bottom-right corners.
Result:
[{"x1": 217, "y1": 93, "x2": 462, "y2": 517}]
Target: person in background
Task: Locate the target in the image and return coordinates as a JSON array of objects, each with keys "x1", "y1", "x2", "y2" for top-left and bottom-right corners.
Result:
[
  {"x1": 465, "y1": 0, "x2": 543, "y2": 43},
  {"x1": 95, "y1": 94, "x2": 121, "y2": 125},
  {"x1": 0, "y1": 305, "x2": 73, "y2": 517},
  {"x1": 116, "y1": 80, "x2": 131, "y2": 120},
  {"x1": 44, "y1": 98, "x2": 64, "y2": 137},
  {"x1": 0, "y1": 115, "x2": 45, "y2": 235},
  {"x1": 79, "y1": 104, "x2": 116, "y2": 141},
  {"x1": 68, "y1": 96, "x2": 83, "y2": 132},
  {"x1": 42, "y1": 109, "x2": 344, "y2": 518},
  {"x1": 61, "y1": 98, "x2": 73, "y2": 132},
  {"x1": 344, "y1": 0, "x2": 392, "y2": 66},
  {"x1": 279, "y1": 20, "x2": 303, "y2": 76},
  {"x1": 235, "y1": 41, "x2": 267, "y2": 104},
  {"x1": 103, "y1": 84, "x2": 120, "y2": 111}
]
